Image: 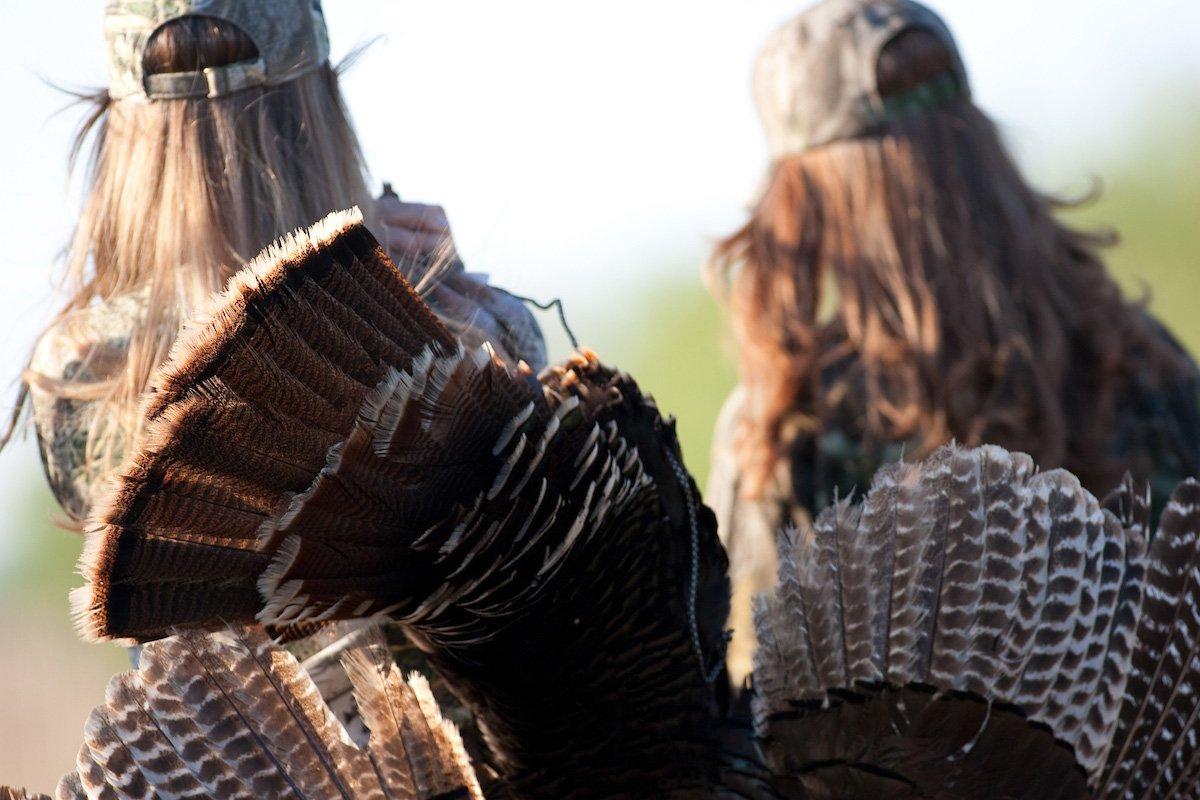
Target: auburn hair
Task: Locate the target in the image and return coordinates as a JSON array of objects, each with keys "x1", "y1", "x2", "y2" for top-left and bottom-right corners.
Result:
[
  {"x1": 709, "y1": 29, "x2": 1185, "y2": 500},
  {"x1": 16, "y1": 15, "x2": 373, "y2": 490}
]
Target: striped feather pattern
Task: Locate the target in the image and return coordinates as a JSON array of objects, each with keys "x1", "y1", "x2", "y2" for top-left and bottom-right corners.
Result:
[
  {"x1": 752, "y1": 444, "x2": 1148, "y2": 798},
  {"x1": 52, "y1": 626, "x2": 479, "y2": 800},
  {"x1": 341, "y1": 639, "x2": 484, "y2": 800},
  {"x1": 74, "y1": 207, "x2": 454, "y2": 643},
  {"x1": 0, "y1": 789, "x2": 50, "y2": 800},
  {"x1": 1101, "y1": 479, "x2": 1200, "y2": 799}
]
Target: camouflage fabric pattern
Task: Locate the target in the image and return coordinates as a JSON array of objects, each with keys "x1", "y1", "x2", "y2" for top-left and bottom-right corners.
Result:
[
  {"x1": 708, "y1": 330, "x2": 1200, "y2": 681},
  {"x1": 753, "y1": 0, "x2": 969, "y2": 156},
  {"x1": 28, "y1": 291, "x2": 147, "y2": 522},
  {"x1": 105, "y1": 0, "x2": 330, "y2": 100}
]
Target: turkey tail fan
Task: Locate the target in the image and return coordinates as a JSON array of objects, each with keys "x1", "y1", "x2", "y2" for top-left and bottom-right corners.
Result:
[
  {"x1": 46, "y1": 625, "x2": 481, "y2": 800},
  {"x1": 751, "y1": 444, "x2": 1147, "y2": 799},
  {"x1": 74, "y1": 211, "x2": 732, "y2": 796},
  {"x1": 1100, "y1": 479, "x2": 1200, "y2": 800},
  {"x1": 73, "y1": 206, "x2": 457, "y2": 643}
]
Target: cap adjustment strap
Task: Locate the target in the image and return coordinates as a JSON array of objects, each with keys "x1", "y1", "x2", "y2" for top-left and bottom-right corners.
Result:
[{"x1": 144, "y1": 57, "x2": 268, "y2": 99}]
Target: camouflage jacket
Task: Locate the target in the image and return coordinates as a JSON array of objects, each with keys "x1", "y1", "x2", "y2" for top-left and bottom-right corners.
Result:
[
  {"x1": 28, "y1": 292, "x2": 146, "y2": 522},
  {"x1": 709, "y1": 316, "x2": 1200, "y2": 677}
]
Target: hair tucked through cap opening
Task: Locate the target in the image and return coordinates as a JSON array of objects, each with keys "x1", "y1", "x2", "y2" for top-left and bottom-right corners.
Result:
[
  {"x1": 12, "y1": 13, "x2": 373, "y2": 514},
  {"x1": 709, "y1": 28, "x2": 1187, "y2": 502}
]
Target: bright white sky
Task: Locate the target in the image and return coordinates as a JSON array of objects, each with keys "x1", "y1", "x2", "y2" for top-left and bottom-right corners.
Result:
[{"x1": 0, "y1": 0, "x2": 1198, "y2": 560}]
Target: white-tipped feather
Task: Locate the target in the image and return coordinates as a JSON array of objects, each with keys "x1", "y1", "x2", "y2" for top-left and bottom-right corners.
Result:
[{"x1": 145, "y1": 207, "x2": 367, "y2": 419}]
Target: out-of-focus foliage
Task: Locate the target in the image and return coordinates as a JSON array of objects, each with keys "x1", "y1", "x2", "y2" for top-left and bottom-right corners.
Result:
[
  {"x1": 591, "y1": 282, "x2": 737, "y2": 491},
  {"x1": 1066, "y1": 113, "x2": 1200, "y2": 353}
]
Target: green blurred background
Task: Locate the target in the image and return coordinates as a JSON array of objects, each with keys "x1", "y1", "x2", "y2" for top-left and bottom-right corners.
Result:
[{"x1": 3, "y1": 108, "x2": 1196, "y2": 788}]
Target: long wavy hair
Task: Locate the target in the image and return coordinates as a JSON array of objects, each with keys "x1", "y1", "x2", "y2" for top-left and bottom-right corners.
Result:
[
  {"x1": 708, "y1": 29, "x2": 1186, "y2": 500},
  {"x1": 16, "y1": 15, "x2": 373, "y2": 490}
]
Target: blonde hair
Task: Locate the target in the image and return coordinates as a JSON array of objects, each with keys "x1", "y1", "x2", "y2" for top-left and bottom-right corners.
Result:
[
  {"x1": 24, "y1": 15, "x2": 373, "y2": 490},
  {"x1": 710, "y1": 29, "x2": 1187, "y2": 501}
]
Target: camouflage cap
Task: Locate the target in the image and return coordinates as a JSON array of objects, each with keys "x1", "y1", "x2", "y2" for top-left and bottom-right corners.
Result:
[
  {"x1": 754, "y1": 0, "x2": 969, "y2": 156},
  {"x1": 105, "y1": 0, "x2": 330, "y2": 101}
]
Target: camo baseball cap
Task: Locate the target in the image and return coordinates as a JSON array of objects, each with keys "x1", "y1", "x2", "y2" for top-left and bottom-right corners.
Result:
[
  {"x1": 754, "y1": 0, "x2": 969, "y2": 156},
  {"x1": 104, "y1": 0, "x2": 330, "y2": 101}
]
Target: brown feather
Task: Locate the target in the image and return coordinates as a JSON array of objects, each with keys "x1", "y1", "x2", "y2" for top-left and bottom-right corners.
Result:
[{"x1": 0, "y1": 788, "x2": 50, "y2": 800}]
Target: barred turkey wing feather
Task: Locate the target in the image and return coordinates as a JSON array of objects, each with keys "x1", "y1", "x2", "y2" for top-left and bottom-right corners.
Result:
[
  {"x1": 53, "y1": 775, "x2": 85, "y2": 800},
  {"x1": 1014, "y1": 474, "x2": 1105, "y2": 751},
  {"x1": 960, "y1": 446, "x2": 1035, "y2": 698},
  {"x1": 804, "y1": 498, "x2": 856, "y2": 688},
  {"x1": 846, "y1": 462, "x2": 903, "y2": 684},
  {"x1": 753, "y1": 527, "x2": 819, "y2": 722},
  {"x1": 886, "y1": 447, "x2": 953, "y2": 686},
  {"x1": 1074, "y1": 511, "x2": 1140, "y2": 775},
  {"x1": 42, "y1": 626, "x2": 482, "y2": 800},
  {"x1": 927, "y1": 447, "x2": 986, "y2": 689},
  {"x1": 752, "y1": 445, "x2": 1147, "y2": 798},
  {"x1": 1102, "y1": 474, "x2": 1152, "y2": 543},
  {"x1": 340, "y1": 637, "x2": 484, "y2": 800},
  {"x1": 0, "y1": 789, "x2": 50, "y2": 800},
  {"x1": 989, "y1": 468, "x2": 1054, "y2": 701},
  {"x1": 159, "y1": 629, "x2": 383, "y2": 799},
  {"x1": 1102, "y1": 479, "x2": 1200, "y2": 799}
]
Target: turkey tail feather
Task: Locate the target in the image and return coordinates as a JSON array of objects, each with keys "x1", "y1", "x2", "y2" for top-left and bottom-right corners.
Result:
[
  {"x1": 74, "y1": 208, "x2": 456, "y2": 643},
  {"x1": 0, "y1": 789, "x2": 50, "y2": 800},
  {"x1": 341, "y1": 637, "x2": 484, "y2": 800}
]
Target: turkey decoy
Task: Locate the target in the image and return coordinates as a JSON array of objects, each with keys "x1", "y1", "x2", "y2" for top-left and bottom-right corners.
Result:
[
  {"x1": 70, "y1": 209, "x2": 732, "y2": 798},
  {"x1": 25, "y1": 211, "x2": 1200, "y2": 799}
]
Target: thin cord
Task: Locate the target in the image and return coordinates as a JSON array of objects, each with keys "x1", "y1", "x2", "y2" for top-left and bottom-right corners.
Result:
[
  {"x1": 380, "y1": 184, "x2": 580, "y2": 353},
  {"x1": 510, "y1": 294, "x2": 580, "y2": 352},
  {"x1": 664, "y1": 446, "x2": 729, "y2": 684}
]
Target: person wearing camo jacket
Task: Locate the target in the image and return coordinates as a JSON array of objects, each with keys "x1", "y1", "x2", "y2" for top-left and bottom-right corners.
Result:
[
  {"x1": 6, "y1": 0, "x2": 544, "y2": 771},
  {"x1": 15, "y1": 1, "x2": 545, "y2": 525},
  {"x1": 706, "y1": 0, "x2": 1200, "y2": 681}
]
